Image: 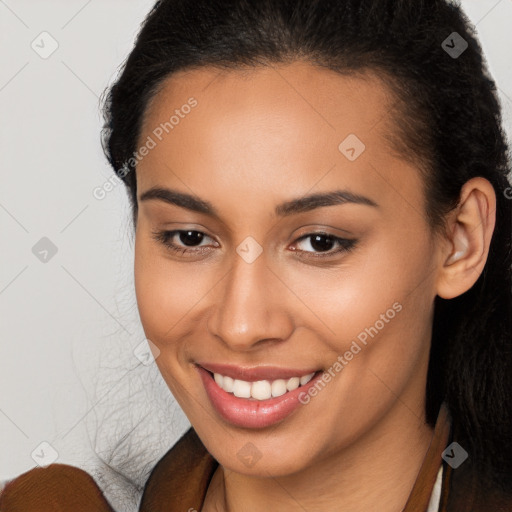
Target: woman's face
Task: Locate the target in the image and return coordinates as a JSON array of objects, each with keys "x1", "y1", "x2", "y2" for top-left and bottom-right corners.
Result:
[{"x1": 134, "y1": 62, "x2": 443, "y2": 476}]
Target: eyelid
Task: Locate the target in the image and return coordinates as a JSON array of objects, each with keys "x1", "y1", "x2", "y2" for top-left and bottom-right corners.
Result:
[{"x1": 292, "y1": 223, "x2": 354, "y2": 238}]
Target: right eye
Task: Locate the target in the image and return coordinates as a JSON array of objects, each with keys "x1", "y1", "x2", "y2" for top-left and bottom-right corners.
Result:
[{"x1": 151, "y1": 229, "x2": 218, "y2": 255}]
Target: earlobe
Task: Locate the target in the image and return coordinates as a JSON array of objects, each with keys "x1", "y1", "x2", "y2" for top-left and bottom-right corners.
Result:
[{"x1": 436, "y1": 177, "x2": 496, "y2": 300}]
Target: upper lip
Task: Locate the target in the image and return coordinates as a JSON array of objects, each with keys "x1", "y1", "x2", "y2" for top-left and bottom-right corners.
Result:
[{"x1": 197, "y1": 362, "x2": 320, "y2": 382}]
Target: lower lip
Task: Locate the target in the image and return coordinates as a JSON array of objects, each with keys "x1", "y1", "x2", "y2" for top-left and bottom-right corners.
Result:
[{"x1": 196, "y1": 365, "x2": 323, "y2": 429}]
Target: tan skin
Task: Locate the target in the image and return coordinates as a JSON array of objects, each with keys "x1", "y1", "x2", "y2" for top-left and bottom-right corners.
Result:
[{"x1": 133, "y1": 62, "x2": 496, "y2": 512}]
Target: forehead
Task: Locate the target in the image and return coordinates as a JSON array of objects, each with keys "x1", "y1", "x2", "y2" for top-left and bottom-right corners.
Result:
[
  {"x1": 142, "y1": 61, "x2": 398, "y2": 142},
  {"x1": 136, "y1": 61, "x2": 425, "y2": 221}
]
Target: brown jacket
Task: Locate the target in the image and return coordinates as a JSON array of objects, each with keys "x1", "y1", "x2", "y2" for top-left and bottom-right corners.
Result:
[{"x1": 1, "y1": 403, "x2": 511, "y2": 511}]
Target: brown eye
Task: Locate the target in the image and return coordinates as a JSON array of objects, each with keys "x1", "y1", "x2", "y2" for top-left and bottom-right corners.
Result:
[
  {"x1": 293, "y1": 233, "x2": 357, "y2": 256},
  {"x1": 178, "y1": 230, "x2": 205, "y2": 246},
  {"x1": 151, "y1": 229, "x2": 216, "y2": 255}
]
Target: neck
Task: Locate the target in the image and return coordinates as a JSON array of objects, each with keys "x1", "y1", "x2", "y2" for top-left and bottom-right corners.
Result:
[{"x1": 203, "y1": 399, "x2": 435, "y2": 512}]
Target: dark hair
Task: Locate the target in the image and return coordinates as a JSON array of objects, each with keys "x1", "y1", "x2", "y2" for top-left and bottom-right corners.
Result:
[{"x1": 101, "y1": 0, "x2": 512, "y2": 496}]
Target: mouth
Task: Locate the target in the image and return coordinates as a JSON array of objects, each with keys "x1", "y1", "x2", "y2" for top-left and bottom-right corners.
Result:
[{"x1": 196, "y1": 363, "x2": 324, "y2": 429}]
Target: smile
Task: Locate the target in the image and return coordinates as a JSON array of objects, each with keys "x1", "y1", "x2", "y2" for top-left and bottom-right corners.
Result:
[{"x1": 196, "y1": 363, "x2": 324, "y2": 428}]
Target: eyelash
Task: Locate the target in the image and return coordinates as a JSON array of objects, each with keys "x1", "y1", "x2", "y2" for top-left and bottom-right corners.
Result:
[{"x1": 151, "y1": 229, "x2": 357, "y2": 258}]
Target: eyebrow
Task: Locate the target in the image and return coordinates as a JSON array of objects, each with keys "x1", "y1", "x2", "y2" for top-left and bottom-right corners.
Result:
[{"x1": 139, "y1": 187, "x2": 379, "y2": 218}]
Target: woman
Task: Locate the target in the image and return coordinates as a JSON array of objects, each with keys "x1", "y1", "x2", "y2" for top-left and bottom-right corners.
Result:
[{"x1": 1, "y1": 0, "x2": 511, "y2": 510}]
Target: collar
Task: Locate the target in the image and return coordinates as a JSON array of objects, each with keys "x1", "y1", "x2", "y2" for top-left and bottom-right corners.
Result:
[{"x1": 139, "y1": 402, "x2": 451, "y2": 512}]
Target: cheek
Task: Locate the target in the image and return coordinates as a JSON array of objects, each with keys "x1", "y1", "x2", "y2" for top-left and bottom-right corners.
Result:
[
  {"x1": 133, "y1": 233, "x2": 207, "y2": 403},
  {"x1": 280, "y1": 232, "x2": 436, "y2": 442},
  {"x1": 133, "y1": 231, "x2": 211, "y2": 344},
  {"x1": 283, "y1": 227, "x2": 435, "y2": 348}
]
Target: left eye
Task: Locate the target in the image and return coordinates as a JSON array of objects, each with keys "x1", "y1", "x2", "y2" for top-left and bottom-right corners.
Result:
[{"x1": 292, "y1": 233, "x2": 356, "y2": 255}]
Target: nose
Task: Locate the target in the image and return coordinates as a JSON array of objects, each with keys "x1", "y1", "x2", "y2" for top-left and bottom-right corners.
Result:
[{"x1": 207, "y1": 249, "x2": 294, "y2": 352}]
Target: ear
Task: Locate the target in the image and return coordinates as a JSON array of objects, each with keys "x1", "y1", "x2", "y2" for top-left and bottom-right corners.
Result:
[{"x1": 435, "y1": 177, "x2": 496, "y2": 300}]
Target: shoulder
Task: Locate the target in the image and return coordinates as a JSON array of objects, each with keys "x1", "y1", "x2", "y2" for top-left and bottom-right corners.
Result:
[
  {"x1": 0, "y1": 463, "x2": 115, "y2": 511},
  {"x1": 139, "y1": 427, "x2": 218, "y2": 511}
]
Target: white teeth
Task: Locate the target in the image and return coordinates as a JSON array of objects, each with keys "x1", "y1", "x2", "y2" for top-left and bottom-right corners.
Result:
[
  {"x1": 271, "y1": 379, "x2": 287, "y2": 397},
  {"x1": 223, "y1": 376, "x2": 234, "y2": 393},
  {"x1": 286, "y1": 377, "x2": 300, "y2": 391},
  {"x1": 232, "y1": 379, "x2": 251, "y2": 398},
  {"x1": 251, "y1": 380, "x2": 272, "y2": 400},
  {"x1": 300, "y1": 372, "x2": 315, "y2": 386},
  {"x1": 212, "y1": 371, "x2": 316, "y2": 400}
]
